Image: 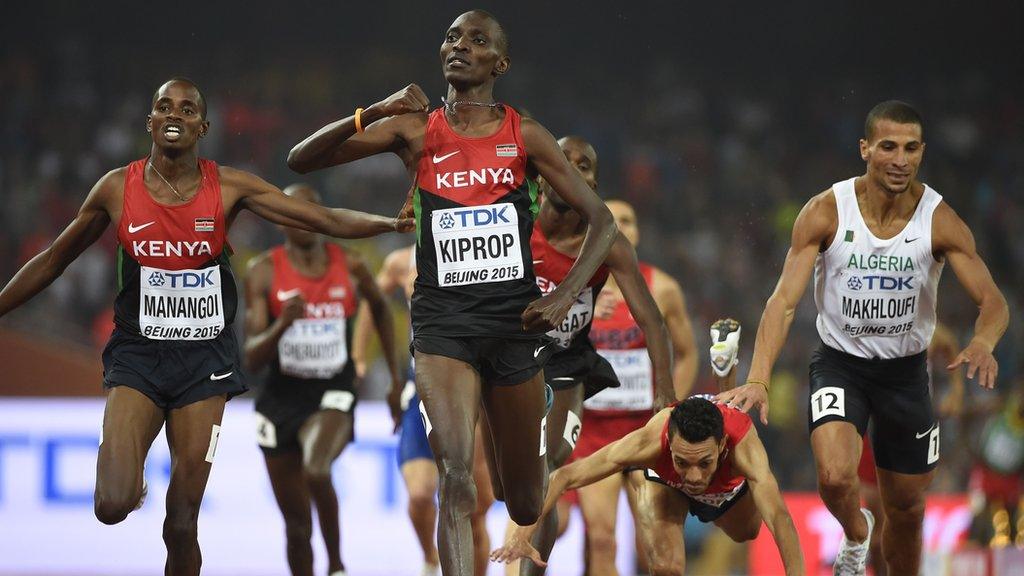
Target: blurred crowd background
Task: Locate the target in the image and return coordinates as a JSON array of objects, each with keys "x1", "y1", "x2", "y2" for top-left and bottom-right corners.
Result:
[{"x1": 1, "y1": 0, "x2": 1021, "y2": 519}]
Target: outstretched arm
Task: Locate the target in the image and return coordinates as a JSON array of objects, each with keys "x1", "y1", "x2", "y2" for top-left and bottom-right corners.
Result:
[
  {"x1": 933, "y1": 203, "x2": 1009, "y2": 390},
  {"x1": 0, "y1": 170, "x2": 116, "y2": 317},
  {"x1": 605, "y1": 235, "x2": 674, "y2": 407},
  {"x1": 717, "y1": 190, "x2": 835, "y2": 423},
  {"x1": 491, "y1": 410, "x2": 667, "y2": 566},
  {"x1": 521, "y1": 119, "x2": 616, "y2": 333},
  {"x1": 287, "y1": 84, "x2": 429, "y2": 173},
  {"x1": 654, "y1": 269, "x2": 698, "y2": 399},
  {"x1": 732, "y1": 427, "x2": 805, "y2": 576},
  {"x1": 224, "y1": 167, "x2": 411, "y2": 239}
]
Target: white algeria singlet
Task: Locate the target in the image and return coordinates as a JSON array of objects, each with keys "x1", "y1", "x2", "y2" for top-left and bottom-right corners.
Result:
[{"x1": 814, "y1": 177, "x2": 944, "y2": 359}]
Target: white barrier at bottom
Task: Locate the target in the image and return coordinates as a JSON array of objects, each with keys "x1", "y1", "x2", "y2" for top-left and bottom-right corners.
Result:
[{"x1": 0, "y1": 398, "x2": 635, "y2": 575}]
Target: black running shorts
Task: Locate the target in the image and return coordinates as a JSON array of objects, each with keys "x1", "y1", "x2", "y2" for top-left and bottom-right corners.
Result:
[
  {"x1": 808, "y1": 343, "x2": 938, "y2": 475},
  {"x1": 102, "y1": 328, "x2": 247, "y2": 410},
  {"x1": 545, "y1": 342, "x2": 621, "y2": 399},
  {"x1": 254, "y1": 365, "x2": 357, "y2": 455},
  {"x1": 412, "y1": 334, "x2": 554, "y2": 386}
]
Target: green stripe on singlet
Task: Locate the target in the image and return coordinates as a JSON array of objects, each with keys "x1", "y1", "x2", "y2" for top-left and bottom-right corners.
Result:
[
  {"x1": 413, "y1": 187, "x2": 423, "y2": 247},
  {"x1": 116, "y1": 245, "x2": 124, "y2": 291},
  {"x1": 527, "y1": 178, "x2": 541, "y2": 220}
]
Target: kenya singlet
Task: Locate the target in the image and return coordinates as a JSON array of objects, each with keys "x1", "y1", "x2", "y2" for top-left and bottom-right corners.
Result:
[
  {"x1": 411, "y1": 107, "x2": 541, "y2": 338},
  {"x1": 266, "y1": 243, "x2": 358, "y2": 383},
  {"x1": 586, "y1": 263, "x2": 657, "y2": 413},
  {"x1": 814, "y1": 178, "x2": 944, "y2": 359},
  {"x1": 114, "y1": 158, "x2": 236, "y2": 341}
]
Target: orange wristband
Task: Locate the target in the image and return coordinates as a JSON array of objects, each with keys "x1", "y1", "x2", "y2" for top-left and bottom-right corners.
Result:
[{"x1": 355, "y1": 107, "x2": 365, "y2": 133}]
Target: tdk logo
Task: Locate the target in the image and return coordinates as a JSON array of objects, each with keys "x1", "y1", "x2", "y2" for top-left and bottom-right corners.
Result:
[
  {"x1": 444, "y1": 206, "x2": 512, "y2": 228},
  {"x1": 847, "y1": 275, "x2": 914, "y2": 291},
  {"x1": 149, "y1": 269, "x2": 217, "y2": 289}
]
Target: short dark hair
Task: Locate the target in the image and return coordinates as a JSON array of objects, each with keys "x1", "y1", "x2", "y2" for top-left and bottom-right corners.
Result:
[
  {"x1": 152, "y1": 77, "x2": 207, "y2": 119},
  {"x1": 668, "y1": 397, "x2": 724, "y2": 443},
  {"x1": 864, "y1": 100, "x2": 922, "y2": 141}
]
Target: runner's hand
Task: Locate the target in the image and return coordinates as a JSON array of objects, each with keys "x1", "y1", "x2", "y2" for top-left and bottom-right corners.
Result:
[
  {"x1": 279, "y1": 295, "x2": 306, "y2": 328},
  {"x1": 715, "y1": 381, "x2": 769, "y2": 425},
  {"x1": 522, "y1": 290, "x2": 574, "y2": 333},
  {"x1": 394, "y1": 184, "x2": 417, "y2": 233},
  {"x1": 386, "y1": 383, "x2": 403, "y2": 433},
  {"x1": 948, "y1": 339, "x2": 998, "y2": 390},
  {"x1": 374, "y1": 84, "x2": 430, "y2": 117},
  {"x1": 490, "y1": 531, "x2": 546, "y2": 567},
  {"x1": 594, "y1": 290, "x2": 621, "y2": 320}
]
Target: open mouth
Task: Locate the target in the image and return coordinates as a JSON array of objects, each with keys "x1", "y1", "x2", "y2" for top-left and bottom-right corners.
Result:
[
  {"x1": 163, "y1": 125, "x2": 183, "y2": 142},
  {"x1": 446, "y1": 55, "x2": 470, "y2": 69}
]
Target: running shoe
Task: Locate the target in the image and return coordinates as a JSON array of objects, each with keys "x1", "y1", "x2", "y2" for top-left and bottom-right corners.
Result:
[
  {"x1": 833, "y1": 508, "x2": 874, "y2": 576},
  {"x1": 709, "y1": 318, "x2": 741, "y2": 377}
]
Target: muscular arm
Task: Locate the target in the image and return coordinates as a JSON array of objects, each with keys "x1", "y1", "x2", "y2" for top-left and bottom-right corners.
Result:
[
  {"x1": 653, "y1": 269, "x2": 698, "y2": 399},
  {"x1": 222, "y1": 167, "x2": 402, "y2": 239},
  {"x1": 242, "y1": 254, "x2": 291, "y2": 372},
  {"x1": 0, "y1": 170, "x2": 116, "y2": 317},
  {"x1": 521, "y1": 120, "x2": 616, "y2": 329},
  {"x1": 351, "y1": 248, "x2": 408, "y2": 376},
  {"x1": 605, "y1": 235, "x2": 674, "y2": 407},
  {"x1": 732, "y1": 427, "x2": 805, "y2": 576},
  {"x1": 287, "y1": 85, "x2": 429, "y2": 173},
  {"x1": 933, "y1": 203, "x2": 1009, "y2": 389}
]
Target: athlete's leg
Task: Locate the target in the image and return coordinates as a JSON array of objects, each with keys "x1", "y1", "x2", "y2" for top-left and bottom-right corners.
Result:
[
  {"x1": 811, "y1": 421, "x2": 869, "y2": 542},
  {"x1": 631, "y1": 476, "x2": 688, "y2": 576},
  {"x1": 876, "y1": 468, "x2": 935, "y2": 576},
  {"x1": 264, "y1": 452, "x2": 314, "y2": 576},
  {"x1": 712, "y1": 489, "x2": 763, "y2": 542},
  {"x1": 163, "y1": 394, "x2": 227, "y2": 576},
  {"x1": 298, "y1": 408, "x2": 355, "y2": 574},
  {"x1": 480, "y1": 371, "x2": 548, "y2": 526},
  {"x1": 624, "y1": 470, "x2": 649, "y2": 575},
  {"x1": 401, "y1": 459, "x2": 441, "y2": 569},
  {"x1": 478, "y1": 408, "x2": 505, "y2": 502},
  {"x1": 472, "y1": 425, "x2": 495, "y2": 576},
  {"x1": 94, "y1": 386, "x2": 165, "y2": 524},
  {"x1": 416, "y1": 351, "x2": 483, "y2": 576},
  {"x1": 522, "y1": 384, "x2": 583, "y2": 575},
  {"x1": 579, "y1": 472, "x2": 625, "y2": 576},
  {"x1": 860, "y1": 481, "x2": 887, "y2": 576}
]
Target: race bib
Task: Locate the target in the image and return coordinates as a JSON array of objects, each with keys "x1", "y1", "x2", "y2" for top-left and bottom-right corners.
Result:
[
  {"x1": 278, "y1": 318, "x2": 348, "y2": 379},
  {"x1": 546, "y1": 288, "x2": 593, "y2": 348},
  {"x1": 838, "y1": 268, "x2": 921, "y2": 338},
  {"x1": 139, "y1": 265, "x2": 224, "y2": 340},
  {"x1": 585, "y1": 349, "x2": 653, "y2": 411},
  {"x1": 432, "y1": 203, "x2": 523, "y2": 287}
]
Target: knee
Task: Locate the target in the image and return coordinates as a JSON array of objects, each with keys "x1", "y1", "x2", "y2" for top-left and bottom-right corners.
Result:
[
  {"x1": 817, "y1": 465, "x2": 858, "y2": 501},
  {"x1": 94, "y1": 491, "x2": 138, "y2": 525},
  {"x1": 162, "y1": 510, "x2": 199, "y2": 546},
  {"x1": 302, "y1": 460, "x2": 333, "y2": 488},
  {"x1": 586, "y1": 526, "x2": 617, "y2": 557},
  {"x1": 437, "y1": 460, "x2": 477, "y2": 508},
  {"x1": 885, "y1": 494, "x2": 926, "y2": 526},
  {"x1": 284, "y1": 516, "x2": 313, "y2": 544},
  {"x1": 408, "y1": 489, "x2": 436, "y2": 514},
  {"x1": 505, "y1": 488, "x2": 543, "y2": 526},
  {"x1": 730, "y1": 522, "x2": 762, "y2": 543}
]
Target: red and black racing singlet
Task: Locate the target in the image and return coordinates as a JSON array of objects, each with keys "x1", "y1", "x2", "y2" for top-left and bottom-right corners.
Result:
[
  {"x1": 411, "y1": 106, "x2": 541, "y2": 338},
  {"x1": 114, "y1": 158, "x2": 235, "y2": 341},
  {"x1": 649, "y1": 399, "x2": 751, "y2": 506},
  {"x1": 586, "y1": 262, "x2": 656, "y2": 414},
  {"x1": 266, "y1": 243, "x2": 358, "y2": 382},
  {"x1": 530, "y1": 226, "x2": 608, "y2": 350}
]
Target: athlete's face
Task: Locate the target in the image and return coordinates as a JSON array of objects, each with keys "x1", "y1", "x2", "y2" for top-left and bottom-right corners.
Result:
[
  {"x1": 281, "y1": 186, "x2": 321, "y2": 248},
  {"x1": 147, "y1": 81, "x2": 208, "y2": 151},
  {"x1": 668, "y1": 434, "x2": 727, "y2": 496},
  {"x1": 607, "y1": 200, "x2": 639, "y2": 247},
  {"x1": 440, "y1": 12, "x2": 509, "y2": 88},
  {"x1": 860, "y1": 120, "x2": 925, "y2": 194},
  {"x1": 542, "y1": 137, "x2": 598, "y2": 211}
]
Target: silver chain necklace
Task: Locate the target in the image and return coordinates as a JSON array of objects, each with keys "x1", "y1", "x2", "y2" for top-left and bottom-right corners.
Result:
[
  {"x1": 442, "y1": 96, "x2": 504, "y2": 114},
  {"x1": 147, "y1": 160, "x2": 189, "y2": 201}
]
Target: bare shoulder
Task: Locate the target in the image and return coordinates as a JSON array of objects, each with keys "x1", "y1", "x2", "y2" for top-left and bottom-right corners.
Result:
[
  {"x1": 650, "y1": 265, "x2": 682, "y2": 299},
  {"x1": 931, "y1": 200, "x2": 972, "y2": 252},
  {"x1": 246, "y1": 250, "x2": 274, "y2": 274},
  {"x1": 793, "y1": 188, "x2": 838, "y2": 245},
  {"x1": 217, "y1": 165, "x2": 267, "y2": 189}
]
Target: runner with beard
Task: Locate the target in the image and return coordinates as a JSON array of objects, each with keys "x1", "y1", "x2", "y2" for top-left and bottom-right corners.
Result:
[
  {"x1": 287, "y1": 11, "x2": 617, "y2": 575},
  {"x1": 0, "y1": 78, "x2": 408, "y2": 576}
]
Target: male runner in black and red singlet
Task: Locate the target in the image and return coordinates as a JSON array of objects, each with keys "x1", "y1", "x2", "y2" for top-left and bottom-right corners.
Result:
[
  {"x1": 288, "y1": 11, "x2": 616, "y2": 575},
  {"x1": 0, "y1": 78, "x2": 407, "y2": 576},
  {"x1": 492, "y1": 396, "x2": 805, "y2": 575},
  {"x1": 512, "y1": 135, "x2": 676, "y2": 574},
  {"x1": 573, "y1": 198, "x2": 698, "y2": 575},
  {"x1": 243, "y1": 184, "x2": 403, "y2": 576}
]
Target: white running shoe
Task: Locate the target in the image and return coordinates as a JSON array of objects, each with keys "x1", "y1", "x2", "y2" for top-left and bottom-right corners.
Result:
[
  {"x1": 328, "y1": 571, "x2": 347, "y2": 576},
  {"x1": 420, "y1": 564, "x2": 441, "y2": 576},
  {"x1": 833, "y1": 508, "x2": 874, "y2": 576},
  {"x1": 134, "y1": 474, "x2": 148, "y2": 511},
  {"x1": 709, "y1": 318, "x2": 741, "y2": 377}
]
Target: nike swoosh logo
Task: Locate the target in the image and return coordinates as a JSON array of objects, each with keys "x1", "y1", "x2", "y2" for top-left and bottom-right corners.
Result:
[
  {"x1": 915, "y1": 427, "x2": 933, "y2": 439},
  {"x1": 128, "y1": 221, "x2": 156, "y2": 234},
  {"x1": 905, "y1": 237, "x2": 920, "y2": 243},
  {"x1": 277, "y1": 289, "x2": 302, "y2": 301},
  {"x1": 209, "y1": 371, "x2": 233, "y2": 381},
  {"x1": 551, "y1": 377, "x2": 576, "y2": 381},
  {"x1": 432, "y1": 150, "x2": 461, "y2": 163},
  {"x1": 534, "y1": 345, "x2": 547, "y2": 358},
  {"x1": 532, "y1": 260, "x2": 544, "y2": 265}
]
